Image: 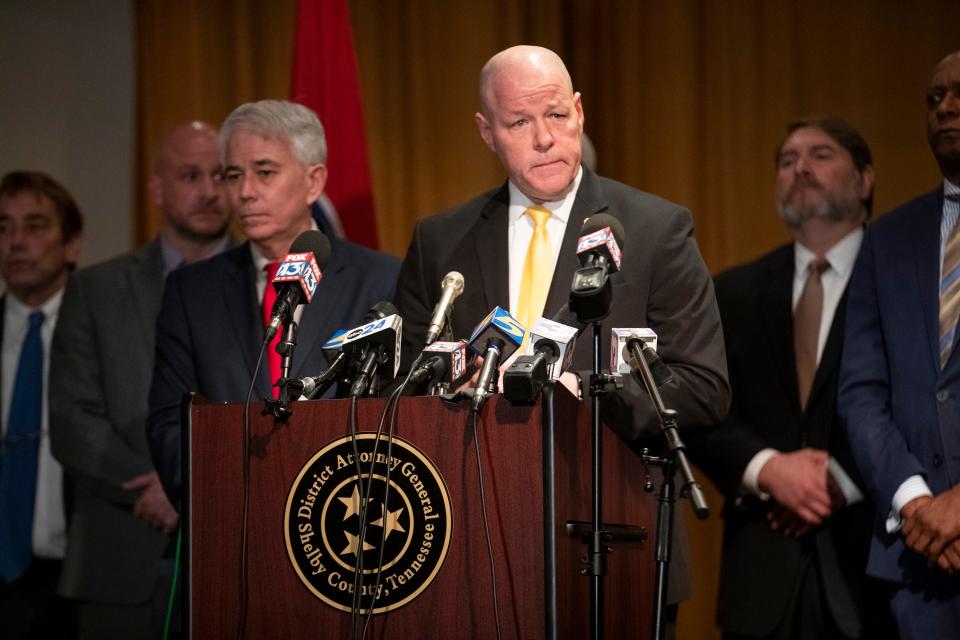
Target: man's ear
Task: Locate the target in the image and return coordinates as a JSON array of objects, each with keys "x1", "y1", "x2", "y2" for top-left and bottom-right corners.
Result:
[{"x1": 475, "y1": 112, "x2": 496, "y2": 153}]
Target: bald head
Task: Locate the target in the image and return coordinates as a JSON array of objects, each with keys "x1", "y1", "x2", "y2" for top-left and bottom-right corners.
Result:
[
  {"x1": 154, "y1": 122, "x2": 219, "y2": 172},
  {"x1": 927, "y1": 50, "x2": 960, "y2": 183},
  {"x1": 149, "y1": 121, "x2": 231, "y2": 245},
  {"x1": 475, "y1": 46, "x2": 585, "y2": 203},
  {"x1": 479, "y1": 45, "x2": 574, "y2": 118}
]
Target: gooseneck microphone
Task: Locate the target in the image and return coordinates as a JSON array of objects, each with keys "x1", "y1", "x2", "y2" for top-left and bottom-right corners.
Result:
[
  {"x1": 266, "y1": 230, "x2": 332, "y2": 341},
  {"x1": 425, "y1": 271, "x2": 465, "y2": 345}
]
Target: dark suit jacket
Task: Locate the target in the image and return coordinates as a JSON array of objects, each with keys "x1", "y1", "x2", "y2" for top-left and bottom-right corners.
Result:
[
  {"x1": 393, "y1": 168, "x2": 730, "y2": 601},
  {"x1": 840, "y1": 188, "x2": 960, "y2": 588},
  {"x1": 147, "y1": 237, "x2": 401, "y2": 505},
  {"x1": 687, "y1": 242, "x2": 884, "y2": 638},
  {"x1": 49, "y1": 240, "x2": 170, "y2": 604}
]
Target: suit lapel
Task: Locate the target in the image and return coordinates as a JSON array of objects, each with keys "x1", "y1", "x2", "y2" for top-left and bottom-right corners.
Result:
[
  {"x1": 543, "y1": 168, "x2": 608, "y2": 318},
  {"x1": 471, "y1": 185, "x2": 511, "y2": 313},
  {"x1": 913, "y1": 190, "x2": 944, "y2": 373},
  {"x1": 220, "y1": 245, "x2": 268, "y2": 394},
  {"x1": 807, "y1": 288, "x2": 847, "y2": 410},
  {"x1": 124, "y1": 240, "x2": 165, "y2": 348},
  {"x1": 762, "y1": 248, "x2": 801, "y2": 411}
]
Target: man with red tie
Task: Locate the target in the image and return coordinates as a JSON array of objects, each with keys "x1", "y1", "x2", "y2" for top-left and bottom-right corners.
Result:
[{"x1": 147, "y1": 100, "x2": 400, "y2": 507}]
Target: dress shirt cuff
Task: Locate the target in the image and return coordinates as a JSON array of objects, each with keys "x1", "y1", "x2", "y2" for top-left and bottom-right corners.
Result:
[
  {"x1": 741, "y1": 448, "x2": 778, "y2": 499},
  {"x1": 827, "y1": 457, "x2": 863, "y2": 506},
  {"x1": 886, "y1": 475, "x2": 934, "y2": 534}
]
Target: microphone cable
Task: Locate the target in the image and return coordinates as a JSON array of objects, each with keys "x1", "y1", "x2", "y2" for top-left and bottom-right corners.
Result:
[
  {"x1": 359, "y1": 357, "x2": 422, "y2": 639},
  {"x1": 236, "y1": 337, "x2": 269, "y2": 640},
  {"x1": 471, "y1": 409, "x2": 503, "y2": 640}
]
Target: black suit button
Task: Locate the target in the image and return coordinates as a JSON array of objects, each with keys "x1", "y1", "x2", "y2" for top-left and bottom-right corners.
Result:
[
  {"x1": 933, "y1": 454, "x2": 944, "y2": 468},
  {"x1": 937, "y1": 390, "x2": 950, "y2": 402}
]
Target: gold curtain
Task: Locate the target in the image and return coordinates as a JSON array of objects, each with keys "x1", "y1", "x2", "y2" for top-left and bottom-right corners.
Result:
[{"x1": 135, "y1": 2, "x2": 960, "y2": 638}]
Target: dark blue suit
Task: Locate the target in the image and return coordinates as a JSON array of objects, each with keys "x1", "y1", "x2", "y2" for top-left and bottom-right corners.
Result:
[
  {"x1": 147, "y1": 236, "x2": 400, "y2": 504},
  {"x1": 839, "y1": 187, "x2": 960, "y2": 635}
]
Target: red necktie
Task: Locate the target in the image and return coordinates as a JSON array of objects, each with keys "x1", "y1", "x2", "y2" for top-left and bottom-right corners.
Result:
[{"x1": 262, "y1": 262, "x2": 281, "y2": 398}]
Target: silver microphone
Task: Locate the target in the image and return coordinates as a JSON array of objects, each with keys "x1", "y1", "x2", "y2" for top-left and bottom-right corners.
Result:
[{"x1": 424, "y1": 271, "x2": 465, "y2": 345}]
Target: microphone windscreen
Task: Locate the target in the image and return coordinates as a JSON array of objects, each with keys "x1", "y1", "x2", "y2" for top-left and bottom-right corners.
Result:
[
  {"x1": 367, "y1": 301, "x2": 399, "y2": 321},
  {"x1": 579, "y1": 213, "x2": 625, "y2": 249},
  {"x1": 288, "y1": 229, "x2": 332, "y2": 269}
]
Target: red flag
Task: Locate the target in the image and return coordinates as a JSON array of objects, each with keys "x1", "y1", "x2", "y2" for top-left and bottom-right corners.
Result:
[{"x1": 291, "y1": 0, "x2": 379, "y2": 249}]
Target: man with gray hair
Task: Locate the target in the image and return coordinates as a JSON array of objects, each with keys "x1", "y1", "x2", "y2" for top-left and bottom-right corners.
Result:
[{"x1": 147, "y1": 100, "x2": 400, "y2": 505}]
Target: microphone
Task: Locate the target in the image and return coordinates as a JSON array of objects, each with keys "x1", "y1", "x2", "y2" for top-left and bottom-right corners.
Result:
[
  {"x1": 425, "y1": 271, "x2": 465, "y2": 345},
  {"x1": 569, "y1": 214, "x2": 625, "y2": 322},
  {"x1": 340, "y1": 311, "x2": 403, "y2": 397},
  {"x1": 409, "y1": 340, "x2": 470, "y2": 386},
  {"x1": 290, "y1": 302, "x2": 399, "y2": 399},
  {"x1": 504, "y1": 317, "x2": 579, "y2": 404},
  {"x1": 467, "y1": 306, "x2": 525, "y2": 412},
  {"x1": 266, "y1": 230, "x2": 332, "y2": 341},
  {"x1": 611, "y1": 328, "x2": 674, "y2": 389}
]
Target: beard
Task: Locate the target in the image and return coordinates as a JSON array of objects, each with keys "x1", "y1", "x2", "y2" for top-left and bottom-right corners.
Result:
[{"x1": 776, "y1": 176, "x2": 863, "y2": 229}]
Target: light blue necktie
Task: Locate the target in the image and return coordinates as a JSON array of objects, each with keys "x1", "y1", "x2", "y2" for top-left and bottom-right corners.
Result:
[{"x1": 0, "y1": 311, "x2": 45, "y2": 582}]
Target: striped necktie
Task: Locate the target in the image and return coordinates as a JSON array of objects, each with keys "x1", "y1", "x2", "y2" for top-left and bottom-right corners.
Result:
[
  {"x1": 940, "y1": 191, "x2": 960, "y2": 368},
  {"x1": 516, "y1": 205, "x2": 554, "y2": 333}
]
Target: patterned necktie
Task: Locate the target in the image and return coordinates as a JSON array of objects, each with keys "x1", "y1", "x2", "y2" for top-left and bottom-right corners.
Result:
[
  {"x1": 516, "y1": 206, "x2": 553, "y2": 332},
  {"x1": 794, "y1": 257, "x2": 829, "y2": 410},
  {"x1": 939, "y1": 194, "x2": 960, "y2": 367},
  {"x1": 262, "y1": 262, "x2": 281, "y2": 398},
  {"x1": 0, "y1": 310, "x2": 45, "y2": 582}
]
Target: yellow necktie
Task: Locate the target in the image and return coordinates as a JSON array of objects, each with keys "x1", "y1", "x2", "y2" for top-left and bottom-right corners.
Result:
[{"x1": 516, "y1": 205, "x2": 553, "y2": 332}]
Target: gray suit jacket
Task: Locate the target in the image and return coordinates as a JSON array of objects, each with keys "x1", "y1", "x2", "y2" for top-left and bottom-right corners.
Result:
[{"x1": 50, "y1": 239, "x2": 170, "y2": 604}]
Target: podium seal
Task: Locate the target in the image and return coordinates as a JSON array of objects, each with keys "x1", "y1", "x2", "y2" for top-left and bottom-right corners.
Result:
[{"x1": 284, "y1": 434, "x2": 452, "y2": 614}]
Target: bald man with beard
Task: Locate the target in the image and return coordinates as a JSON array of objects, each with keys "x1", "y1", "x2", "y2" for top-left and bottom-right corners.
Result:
[
  {"x1": 49, "y1": 122, "x2": 233, "y2": 638},
  {"x1": 393, "y1": 45, "x2": 729, "y2": 635}
]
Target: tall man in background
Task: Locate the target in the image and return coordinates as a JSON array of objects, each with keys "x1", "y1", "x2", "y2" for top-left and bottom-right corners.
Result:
[
  {"x1": 687, "y1": 116, "x2": 893, "y2": 639},
  {"x1": 839, "y1": 50, "x2": 960, "y2": 638},
  {"x1": 0, "y1": 171, "x2": 83, "y2": 637},
  {"x1": 392, "y1": 45, "x2": 730, "y2": 631},
  {"x1": 147, "y1": 100, "x2": 400, "y2": 506},
  {"x1": 49, "y1": 122, "x2": 233, "y2": 638}
]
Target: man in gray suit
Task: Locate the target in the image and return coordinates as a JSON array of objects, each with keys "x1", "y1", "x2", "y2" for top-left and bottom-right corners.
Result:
[{"x1": 49, "y1": 122, "x2": 233, "y2": 638}]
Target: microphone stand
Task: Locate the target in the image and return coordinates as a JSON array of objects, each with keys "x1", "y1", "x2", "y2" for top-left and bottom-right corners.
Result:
[
  {"x1": 264, "y1": 320, "x2": 298, "y2": 421},
  {"x1": 583, "y1": 321, "x2": 624, "y2": 640},
  {"x1": 624, "y1": 341, "x2": 709, "y2": 640}
]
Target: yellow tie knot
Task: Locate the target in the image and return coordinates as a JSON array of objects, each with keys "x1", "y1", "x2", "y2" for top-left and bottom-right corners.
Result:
[{"x1": 526, "y1": 205, "x2": 551, "y2": 228}]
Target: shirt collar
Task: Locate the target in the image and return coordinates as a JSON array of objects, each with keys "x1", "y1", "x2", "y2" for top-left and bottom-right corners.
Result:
[
  {"x1": 794, "y1": 226, "x2": 864, "y2": 281},
  {"x1": 160, "y1": 234, "x2": 231, "y2": 275},
  {"x1": 945, "y1": 178, "x2": 960, "y2": 201},
  {"x1": 6, "y1": 287, "x2": 64, "y2": 322},
  {"x1": 507, "y1": 165, "x2": 582, "y2": 225},
  {"x1": 249, "y1": 218, "x2": 321, "y2": 276}
]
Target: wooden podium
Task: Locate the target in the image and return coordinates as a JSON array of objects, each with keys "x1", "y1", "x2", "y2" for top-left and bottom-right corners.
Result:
[{"x1": 185, "y1": 388, "x2": 654, "y2": 638}]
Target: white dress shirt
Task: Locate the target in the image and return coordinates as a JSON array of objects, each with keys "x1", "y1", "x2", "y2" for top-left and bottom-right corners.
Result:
[
  {"x1": 886, "y1": 178, "x2": 960, "y2": 532},
  {"x1": 507, "y1": 167, "x2": 583, "y2": 318},
  {"x1": 741, "y1": 228, "x2": 864, "y2": 505},
  {"x1": 1, "y1": 290, "x2": 67, "y2": 559}
]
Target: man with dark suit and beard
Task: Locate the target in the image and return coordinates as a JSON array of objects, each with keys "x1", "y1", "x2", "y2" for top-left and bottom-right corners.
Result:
[
  {"x1": 686, "y1": 116, "x2": 895, "y2": 640},
  {"x1": 392, "y1": 45, "x2": 730, "y2": 633}
]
